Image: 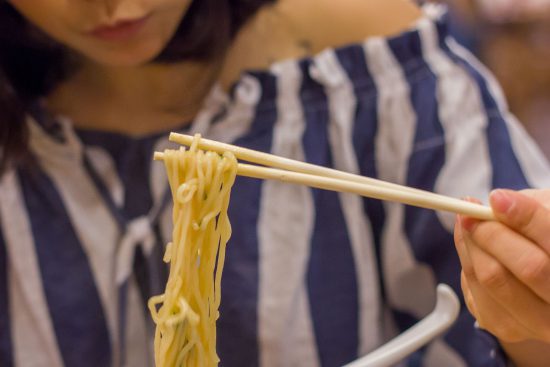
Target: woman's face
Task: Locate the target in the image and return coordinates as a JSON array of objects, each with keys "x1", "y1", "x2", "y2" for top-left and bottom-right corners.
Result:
[{"x1": 9, "y1": 0, "x2": 192, "y2": 66}]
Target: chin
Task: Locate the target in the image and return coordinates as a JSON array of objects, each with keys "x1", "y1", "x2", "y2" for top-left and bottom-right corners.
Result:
[{"x1": 82, "y1": 42, "x2": 166, "y2": 67}]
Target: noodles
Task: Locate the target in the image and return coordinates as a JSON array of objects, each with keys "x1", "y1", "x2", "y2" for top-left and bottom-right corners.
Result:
[{"x1": 148, "y1": 135, "x2": 238, "y2": 367}]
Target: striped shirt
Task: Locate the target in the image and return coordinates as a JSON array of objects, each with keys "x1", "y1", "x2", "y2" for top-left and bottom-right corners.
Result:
[{"x1": 1, "y1": 5, "x2": 549, "y2": 367}]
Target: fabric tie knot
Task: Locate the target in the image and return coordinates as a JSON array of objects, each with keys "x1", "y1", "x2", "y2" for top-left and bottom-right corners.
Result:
[{"x1": 116, "y1": 216, "x2": 156, "y2": 285}]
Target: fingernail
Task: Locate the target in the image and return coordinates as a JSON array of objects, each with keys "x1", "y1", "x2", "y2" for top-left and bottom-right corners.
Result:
[
  {"x1": 459, "y1": 198, "x2": 480, "y2": 232},
  {"x1": 460, "y1": 214, "x2": 478, "y2": 232},
  {"x1": 490, "y1": 189, "x2": 515, "y2": 214}
]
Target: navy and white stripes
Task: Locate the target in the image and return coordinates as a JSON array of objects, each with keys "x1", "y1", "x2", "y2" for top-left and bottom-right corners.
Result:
[{"x1": 1, "y1": 5, "x2": 549, "y2": 367}]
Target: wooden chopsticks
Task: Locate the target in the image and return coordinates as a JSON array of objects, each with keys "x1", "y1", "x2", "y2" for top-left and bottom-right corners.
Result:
[{"x1": 154, "y1": 133, "x2": 495, "y2": 221}]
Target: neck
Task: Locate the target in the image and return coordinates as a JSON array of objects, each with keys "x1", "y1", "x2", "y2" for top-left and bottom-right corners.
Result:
[{"x1": 47, "y1": 57, "x2": 222, "y2": 136}]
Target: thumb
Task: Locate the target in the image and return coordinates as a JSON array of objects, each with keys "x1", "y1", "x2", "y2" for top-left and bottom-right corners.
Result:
[{"x1": 490, "y1": 189, "x2": 550, "y2": 254}]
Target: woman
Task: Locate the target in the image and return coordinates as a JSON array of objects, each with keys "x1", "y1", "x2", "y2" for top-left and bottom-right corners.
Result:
[{"x1": 1, "y1": 0, "x2": 548, "y2": 366}]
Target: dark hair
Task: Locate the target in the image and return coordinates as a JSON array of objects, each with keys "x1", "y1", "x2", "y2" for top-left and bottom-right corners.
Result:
[{"x1": 0, "y1": 0, "x2": 275, "y2": 173}]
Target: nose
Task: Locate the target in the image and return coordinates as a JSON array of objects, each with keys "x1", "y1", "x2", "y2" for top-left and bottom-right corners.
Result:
[{"x1": 83, "y1": 0, "x2": 122, "y2": 18}]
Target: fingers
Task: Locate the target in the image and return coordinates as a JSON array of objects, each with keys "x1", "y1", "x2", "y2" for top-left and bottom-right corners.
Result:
[
  {"x1": 490, "y1": 189, "x2": 550, "y2": 254},
  {"x1": 454, "y1": 191, "x2": 550, "y2": 343},
  {"x1": 454, "y1": 198, "x2": 481, "y2": 279},
  {"x1": 455, "y1": 219, "x2": 533, "y2": 342},
  {"x1": 518, "y1": 189, "x2": 550, "y2": 210},
  {"x1": 461, "y1": 268, "x2": 530, "y2": 343},
  {"x1": 460, "y1": 272, "x2": 478, "y2": 318},
  {"x1": 460, "y1": 219, "x2": 550, "y2": 342},
  {"x1": 463, "y1": 212, "x2": 550, "y2": 305},
  {"x1": 454, "y1": 216, "x2": 472, "y2": 274},
  {"x1": 465, "y1": 230, "x2": 550, "y2": 340}
]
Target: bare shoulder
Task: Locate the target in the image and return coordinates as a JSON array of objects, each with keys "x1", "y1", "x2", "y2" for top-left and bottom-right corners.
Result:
[
  {"x1": 220, "y1": 0, "x2": 421, "y2": 88},
  {"x1": 274, "y1": 0, "x2": 423, "y2": 53}
]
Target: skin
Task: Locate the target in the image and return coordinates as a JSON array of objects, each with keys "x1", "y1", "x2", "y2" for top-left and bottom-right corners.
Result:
[
  {"x1": 11, "y1": 0, "x2": 550, "y2": 366},
  {"x1": 7, "y1": 0, "x2": 550, "y2": 366},
  {"x1": 456, "y1": 189, "x2": 550, "y2": 366},
  {"x1": 10, "y1": 0, "x2": 193, "y2": 66},
  {"x1": 9, "y1": 0, "x2": 421, "y2": 135},
  {"x1": 14, "y1": 0, "x2": 550, "y2": 366},
  {"x1": 10, "y1": 0, "x2": 202, "y2": 134}
]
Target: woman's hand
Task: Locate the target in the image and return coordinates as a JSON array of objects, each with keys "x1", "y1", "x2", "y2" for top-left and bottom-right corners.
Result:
[{"x1": 454, "y1": 189, "x2": 550, "y2": 366}]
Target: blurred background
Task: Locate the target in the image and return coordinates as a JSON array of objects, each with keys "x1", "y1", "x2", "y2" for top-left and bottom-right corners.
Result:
[{"x1": 424, "y1": 0, "x2": 550, "y2": 159}]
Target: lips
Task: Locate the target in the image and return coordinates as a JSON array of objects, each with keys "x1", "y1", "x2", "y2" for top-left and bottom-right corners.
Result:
[{"x1": 89, "y1": 15, "x2": 150, "y2": 41}]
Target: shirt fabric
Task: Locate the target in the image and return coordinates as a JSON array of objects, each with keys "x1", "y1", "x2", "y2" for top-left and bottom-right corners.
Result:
[{"x1": 2, "y1": 5, "x2": 550, "y2": 367}]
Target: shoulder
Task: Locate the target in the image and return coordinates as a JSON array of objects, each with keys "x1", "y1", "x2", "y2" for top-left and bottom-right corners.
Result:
[
  {"x1": 274, "y1": 0, "x2": 423, "y2": 54},
  {"x1": 220, "y1": 0, "x2": 422, "y2": 88}
]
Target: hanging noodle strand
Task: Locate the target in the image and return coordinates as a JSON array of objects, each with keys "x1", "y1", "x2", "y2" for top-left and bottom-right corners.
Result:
[{"x1": 148, "y1": 135, "x2": 238, "y2": 367}]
